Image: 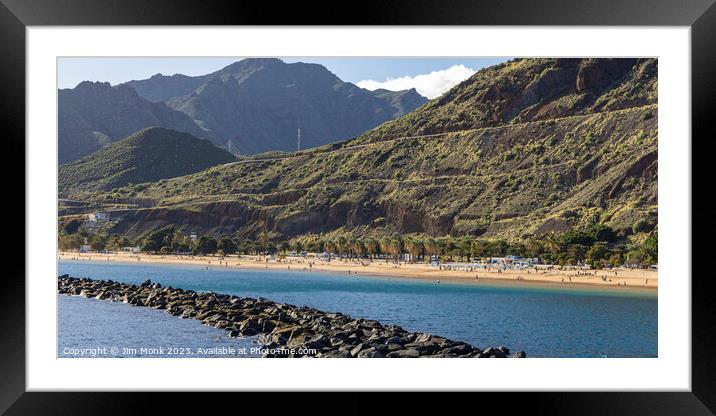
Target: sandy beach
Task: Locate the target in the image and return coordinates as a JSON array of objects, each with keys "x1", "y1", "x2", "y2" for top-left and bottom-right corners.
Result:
[{"x1": 58, "y1": 251, "x2": 657, "y2": 292}]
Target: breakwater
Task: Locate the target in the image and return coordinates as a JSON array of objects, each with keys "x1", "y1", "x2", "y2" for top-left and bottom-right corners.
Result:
[{"x1": 58, "y1": 275, "x2": 525, "y2": 358}]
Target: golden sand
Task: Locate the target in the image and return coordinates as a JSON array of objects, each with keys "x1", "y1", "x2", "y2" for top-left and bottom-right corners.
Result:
[{"x1": 59, "y1": 251, "x2": 657, "y2": 292}]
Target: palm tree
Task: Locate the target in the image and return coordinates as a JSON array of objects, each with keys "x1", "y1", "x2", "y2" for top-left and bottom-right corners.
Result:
[
  {"x1": 390, "y1": 235, "x2": 404, "y2": 263},
  {"x1": 543, "y1": 232, "x2": 561, "y2": 256},
  {"x1": 352, "y1": 239, "x2": 365, "y2": 259},
  {"x1": 423, "y1": 237, "x2": 439, "y2": 260},
  {"x1": 435, "y1": 238, "x2": 447, "y2": 260},
  {"x1": 364, "y1": 237, "x2": 379, "y2": 260},
  {"x1": 404, "y1": 236, "x2": 424, "y2": 263},
  {"x1": 380, "y1": 237, "x2": 393, "y2": 264},
  {"x1": 337, "y1": 236, "x2": 348, "y2": 257},
  {"x1": 458, "y1": 235, "x2": 475, "y2": 262},
  {"x1": 441, "y1": 236, "x2": 456, "y2": 262},
  {"x1": 324, "y1": 239, "x2": 336, "y2": 255},
  {"x1": 290, "y1": 240, "x2": 303, "y2": 254}
]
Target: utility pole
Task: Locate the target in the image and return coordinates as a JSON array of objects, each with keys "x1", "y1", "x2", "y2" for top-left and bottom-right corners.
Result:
[{"x1": 297, "y1": 118, "x2": 301, "y2": 152}]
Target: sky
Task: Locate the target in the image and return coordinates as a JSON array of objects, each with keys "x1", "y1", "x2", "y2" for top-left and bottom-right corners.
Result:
[{"x1": 58, "y1": 57, "x2": 510, "y2": 99}]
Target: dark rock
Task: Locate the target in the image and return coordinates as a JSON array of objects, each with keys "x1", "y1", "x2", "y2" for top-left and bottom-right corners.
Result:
[
  {"x1": 387, "y1": 349, "x2": 420, "y2": 358},
  {"x1": 357, "y1": 347, "x2": 384, "y2": 358},
  {"x1": 241, "y1": 328, "x2": 258, "y2": 336}
]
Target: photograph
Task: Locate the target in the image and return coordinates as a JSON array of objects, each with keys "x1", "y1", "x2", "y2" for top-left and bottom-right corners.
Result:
[
  {"x1": 3, "y1": 2, "x2": 707, "y2": 408},
  {"x1": 56, "y1": 56, "x2": 658, "y2": 359}
]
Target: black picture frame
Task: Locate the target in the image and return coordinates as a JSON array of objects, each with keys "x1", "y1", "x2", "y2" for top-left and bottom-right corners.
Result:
[{"x1": 1, "y1": 0, "x2": 713, "y2": 413}]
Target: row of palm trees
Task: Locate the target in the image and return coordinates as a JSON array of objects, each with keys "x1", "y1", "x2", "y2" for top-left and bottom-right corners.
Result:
[{"x1": 285, "y1": 234, "x2": 526, "y2": 262}]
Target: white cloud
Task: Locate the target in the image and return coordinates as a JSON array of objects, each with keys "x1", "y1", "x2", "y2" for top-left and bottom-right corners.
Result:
[{"x1": 356, "y1": 64, "x2": 476, "y2": 99}]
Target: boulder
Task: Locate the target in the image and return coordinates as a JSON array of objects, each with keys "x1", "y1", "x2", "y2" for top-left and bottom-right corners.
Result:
[
  {"x1": 350, "y1": 343, "x2": 366, "y2": 357},
  {"x1": 387, "y1": 349, "x2": 420, "y2": 358},
  {"x1": 357, "y1": 347, "x2": 384, "y2": 358},
  {"x1": 241, "y1": 328, "x2": 258, "y2": 336}
]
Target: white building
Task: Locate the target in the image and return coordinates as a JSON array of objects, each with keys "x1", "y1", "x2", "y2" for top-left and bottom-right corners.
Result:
[
  {"x1": 122, "y1": 246, "x2": 141, "y2": 253},
  {"x1": 87, "y1": 212, "x2": 109, "y2": 222}
]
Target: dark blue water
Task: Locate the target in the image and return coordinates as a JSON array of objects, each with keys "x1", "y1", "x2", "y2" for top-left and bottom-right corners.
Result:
[
  {"x1": 58, "y1": 260, "x2": 658, "y2": 357},
  {"x1": 59, "y1": 295, "x2": 260, "y2": 358}
]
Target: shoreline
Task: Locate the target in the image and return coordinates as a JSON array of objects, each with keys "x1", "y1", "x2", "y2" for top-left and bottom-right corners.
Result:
[{"x1": 59, "y1": 251, "x2": 658, "y2": 293}]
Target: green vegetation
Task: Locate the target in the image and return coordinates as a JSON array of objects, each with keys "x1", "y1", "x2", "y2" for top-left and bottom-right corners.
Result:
[
  {"x1": 60, "y1": 222, "x2": 657, "y2": 268},
  {"x1": 353, "y1": 58, "x2": 657, "y2": 145},
  {"x1": 58, "y1": 59, "x2": 658, "y2": 262},
  {"x1": 59, "y1": 127, "x2": 236, "y2": 197}
]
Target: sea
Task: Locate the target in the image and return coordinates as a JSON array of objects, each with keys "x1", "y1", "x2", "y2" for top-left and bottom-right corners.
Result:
[{"x1": 58, "y1": 260, "x2": 658, "y2": 358}]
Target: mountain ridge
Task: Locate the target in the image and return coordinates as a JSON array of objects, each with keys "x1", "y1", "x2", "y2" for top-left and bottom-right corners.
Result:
[
  {"x1": 58, "y1": 127, "x2": 236, "y2": 197},
  {"x1": 123, "y1": 58, "x2": 429, "y2": 154},
  {"x1": 58, "y1": 81, "x2": 220, "y2": 164}
]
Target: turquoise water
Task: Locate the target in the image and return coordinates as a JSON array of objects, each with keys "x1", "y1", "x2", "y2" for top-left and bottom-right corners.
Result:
[{"x1": 58, "y1": 260, "x2": 658, "y2": 357}]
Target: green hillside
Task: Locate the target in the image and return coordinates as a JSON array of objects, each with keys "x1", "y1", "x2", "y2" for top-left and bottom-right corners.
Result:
[
  {"x1": 59, "y1": 127, "x2": 236, "y2": 197},
  {"x1": 355, "y1": 58, "x2": 656, "y2": 144},
  {"x1": 64, "y1": 58, "x2": 657, "y2": 243}
]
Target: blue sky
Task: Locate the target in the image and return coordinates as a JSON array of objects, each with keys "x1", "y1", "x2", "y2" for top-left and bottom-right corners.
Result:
[{"x1": 58, "y1": 57, "x2": 509, "y2": 99}]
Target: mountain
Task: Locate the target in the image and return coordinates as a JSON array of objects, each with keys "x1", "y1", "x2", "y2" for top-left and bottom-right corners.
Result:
[
  {"x1": 58, "y1": 81, "x2": 219, "y2": 164},
  {"x1": 66, "y1": 58, "x2": 657, "y2": 242},
  {"x1": 58, "y1": 127, "x2": 236, "y2": 197},
  {"x1": 356, "y1": 58, "x2": 657, "y2": 144},
  {"x1": 123, "y1": 58, "x2": 428, "y2": 154}
]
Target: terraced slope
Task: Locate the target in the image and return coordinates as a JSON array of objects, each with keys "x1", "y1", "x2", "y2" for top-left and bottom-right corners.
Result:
[
  {"x1": 74, "y1": 105, "x2": 657, "y2": 240},
  {"x1": 355, "y1": 58, "x2": 656, "y2": 144}
]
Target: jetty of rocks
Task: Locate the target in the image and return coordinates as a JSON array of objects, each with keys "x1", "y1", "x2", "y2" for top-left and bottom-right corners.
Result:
[{"x1": 58, "y1": 275, "x2": 525, "y2": 358}]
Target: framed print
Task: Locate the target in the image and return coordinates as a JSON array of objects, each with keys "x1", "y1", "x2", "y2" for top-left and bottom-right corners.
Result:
[{"x1": 2, "y1": 0, "x2": 715, "y2": 413}]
